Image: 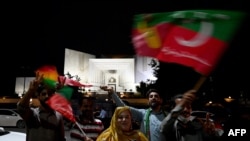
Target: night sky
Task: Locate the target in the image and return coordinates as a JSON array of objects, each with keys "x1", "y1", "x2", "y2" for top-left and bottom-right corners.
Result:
[{"x1": 3, "y1": 0, "x2": 249, "y2": 98}]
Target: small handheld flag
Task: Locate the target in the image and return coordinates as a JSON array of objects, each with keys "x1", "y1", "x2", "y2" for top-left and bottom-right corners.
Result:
[{"x1": 35, "y1": 65, "x2": 76, "y2": 122}]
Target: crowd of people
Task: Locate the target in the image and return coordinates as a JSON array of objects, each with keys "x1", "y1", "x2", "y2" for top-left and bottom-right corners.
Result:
[
  {"x1": 111, "y1": 88, "x2": 167, "y2": 141},
  {"x1": 16, "y1": 71, "x2": 248, "y2": 141}
]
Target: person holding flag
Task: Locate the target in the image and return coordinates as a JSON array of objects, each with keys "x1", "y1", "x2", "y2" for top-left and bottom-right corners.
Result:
[
  {"x1": 17, "y1": 65, "x2": 93, "y2": 141},
  {"x1": 52, "y1": 72, "x2": 104, "y2": 141},
  {"x1": 17, "y1": 66, "x2": 66, "y2": 141},
  {"x1": 132, "y1": 9, "x2": 246, "y2": 141},
  {"x1": 160, "y1": 90, "x2": 222, "y2": 141},
  {"x1": 105, "y1": 87, "x2": 167, "y2": 141},
  {"x1": 70, "y1": 95, "x2": 104, "y2": 141}
]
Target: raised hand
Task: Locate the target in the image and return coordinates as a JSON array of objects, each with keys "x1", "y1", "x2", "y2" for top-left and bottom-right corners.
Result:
[
  {"x1": 56, "y1": 76, "x2": 66, "y2": 90},
  {"x1": 181, "y1": 89, "x2": 196, "y2": 106},
  {"x1": 28, "y1": 72, "x2": 44, "y2": 92},
  {"x1": 203, "y1": 112, "x2": 216, "y2": 135},
  {"x1": 19, "y1": 72, "x2": 44, "y2": 107}
]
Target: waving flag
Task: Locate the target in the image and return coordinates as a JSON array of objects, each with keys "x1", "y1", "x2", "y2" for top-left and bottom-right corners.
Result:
[
  {"x1": 132, "y1": 10, "x2": 245, "y2": 76},
  {"x1": 58, "y1": 76, "x2": 93, "y2": 88},
  {"x1": 46, "y1": 90, "x2": 76, "y2": 122},
  {"x1": 46, "y1": 76, "x2": 92, "y2": 122},
  {"x1": 35, "y1": 65, "x2": 59, "y2": 89},
  {"x1": 36, "y1": 65, "x2": 76, "y2": 122}
]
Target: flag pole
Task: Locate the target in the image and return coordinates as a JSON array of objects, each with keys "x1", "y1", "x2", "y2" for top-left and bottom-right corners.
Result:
[
  {"x1": 192, "y1": 75, "x2": 207, "y2": 91},
  {"x1": 75, "y1": 121, "x2": 86, "y2": 137}
]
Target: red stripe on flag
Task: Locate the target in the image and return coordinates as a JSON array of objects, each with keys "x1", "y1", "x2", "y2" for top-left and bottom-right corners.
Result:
[
  {"x1": 158, "y1": 25, "x2": 227, "y2": 75},
  {"x1": 133, "y1": 22, "x2": 227, "y2": 76},
  {"x1": 46, "y1": 93, "x2": 76, "y2": 122},
  {"x1": 132, "y1": 10, "x2": 245, "y2": 76}
]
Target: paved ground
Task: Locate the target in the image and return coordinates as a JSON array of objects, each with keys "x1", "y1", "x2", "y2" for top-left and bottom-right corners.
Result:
[{"x1": 5, "y1": 126, "x2": 71, "y2": 141}]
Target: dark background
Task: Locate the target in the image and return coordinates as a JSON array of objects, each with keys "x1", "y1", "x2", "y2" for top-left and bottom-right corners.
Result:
[{"x1": 3, "y1": 0, "x2": 249, "y2": 98}]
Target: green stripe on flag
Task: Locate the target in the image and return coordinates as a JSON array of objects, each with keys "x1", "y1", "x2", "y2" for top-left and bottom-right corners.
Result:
[
  {"x1": 133, "y1": 10, "x2": 246, "y2": 41},
  {"x1": 57, "y1": 86, "x2": 74, "y2": 100}
]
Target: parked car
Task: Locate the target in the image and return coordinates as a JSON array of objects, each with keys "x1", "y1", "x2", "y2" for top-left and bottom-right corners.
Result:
[
  {"x1": 0, "y1": 109, "x2": 25, "y2": 128},
  {"x1": 191, "y1": 110, "x2": 214, "y2": 121},
  {"x1": 0, "y1": 127, "x2": 26, "y2": 141},
  {"x1": 191, "y1": 110, "x2": 225, "y2": 128},
  {"x1": 191, "y1": 110, "x2": 224, "y2": 136}
]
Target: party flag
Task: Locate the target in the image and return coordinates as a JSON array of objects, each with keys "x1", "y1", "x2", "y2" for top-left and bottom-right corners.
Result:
[
  {"x1": 46, "y1": 85, "x2": 76, "y2": 122},
  {"x1": 59, "y1": 76, "x2": 93, "y2": 88},
  {"x1": 46, "y1": 92, "x2": 76, "y2": 122},
  {"x1": 47, "y1": 76, "x2": 91, "y2": 122},
  {"x1": 36, "y1": 65, "x2": 76, "y2": 122},
  {"x1": 35, "y1": 65, "x2": 59, "y2": 89},
  {"x1": 132, "y1": 10, "x2": 245, "y2": 76}
]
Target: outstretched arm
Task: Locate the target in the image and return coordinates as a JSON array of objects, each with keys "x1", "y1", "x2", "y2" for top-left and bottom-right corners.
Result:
[
  {"x1": 100, "y1": 86, "x2": 127, "y2": 106},
  {"x1": 101, "y1": 86, "x2": 144, "y2": 121},
  {"x1": 160, "y1": 90, "x2": 196, "y2": 134}
]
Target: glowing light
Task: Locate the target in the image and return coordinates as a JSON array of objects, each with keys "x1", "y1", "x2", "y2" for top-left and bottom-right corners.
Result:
[{"x1": 224, "y1": 96, "x2": 234, "y2": 102}]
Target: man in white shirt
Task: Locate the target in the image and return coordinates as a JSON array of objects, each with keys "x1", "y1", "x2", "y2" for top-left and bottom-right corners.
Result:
[{"x1": 97, "y1": 107, "x2": 108, "y2": 119}]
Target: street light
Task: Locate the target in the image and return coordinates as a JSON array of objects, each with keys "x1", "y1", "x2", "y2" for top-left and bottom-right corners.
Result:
[{"x1": 224, "y1": 96, "x2": 235, "y2": 103}]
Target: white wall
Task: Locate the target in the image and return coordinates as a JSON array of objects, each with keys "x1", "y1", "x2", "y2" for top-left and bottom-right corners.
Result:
[
  {"x1": 15, "y1": 77, "x2": 34, "y2": 96},
  {"x1": 135, "y1": 56, "x2": 158, "y2": 83},
  {"x1": 64, "y1": 48, "x2": 95, "y2": 83},
  {"x1": 15, "y1": 49, "x2": 157, "y2": 94}
]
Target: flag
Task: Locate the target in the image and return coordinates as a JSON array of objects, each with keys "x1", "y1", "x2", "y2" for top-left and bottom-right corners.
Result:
[
  {"x1": 132, "y1": 10, "x2": 245, "y2": 76},
  {"x1": 35, "y1": 65, "x2": 59, "y2": 89},
  {"x1": 36, "y1": 65, "x2": 76, "y2": 122},
  {"x1": 46, "y1": 92, "x2": 76, "y2": 122},
  {"x1": 58, "y1": 76, "x2": 93, "y2": 88},
  {"x1": 47, "y1": 76, "x2": 93, "y2": 122},
  {"x1": 46, "y1": 83, "x2": 76, "y2": 122}
]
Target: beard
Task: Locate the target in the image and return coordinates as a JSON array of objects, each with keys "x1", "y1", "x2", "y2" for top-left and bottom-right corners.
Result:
[
  {"x1": 80, "y1": 110, "x2": 94, "y2": 121},
  {"x1": 81, "y1": 110, "x2": 92, "y2": 117},
  {"x1": 180, "y1": 111, "x2": 191, "y2": 118},
  {"x1": 149, "y1": 102, "x2": 159, "y2": 109},
  {"x1": 39, "y1": 98, "x2": 52, "y2": 110}
]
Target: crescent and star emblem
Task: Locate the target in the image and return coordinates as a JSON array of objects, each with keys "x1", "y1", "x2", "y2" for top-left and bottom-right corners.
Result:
[{"x1": 174, "y1": 21, "x2": 213, "y2": 47}]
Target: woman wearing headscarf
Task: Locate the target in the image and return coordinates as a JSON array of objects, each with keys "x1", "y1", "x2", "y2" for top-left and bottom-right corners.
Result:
[{"x1": 97, "y1": 106, "x2": 148, "y2": 141}]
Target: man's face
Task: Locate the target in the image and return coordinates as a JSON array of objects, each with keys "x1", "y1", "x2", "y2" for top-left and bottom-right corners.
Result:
[
  {"x1": 148, "y1": 92, "x2": 162, "y2": 109},
  {"x1": 80, "y1": 99, "x2": 94, "y2": 117},
  {"x1": 181, "y1": 104, "x2": 192, "y2": 118},
  {"x1": 38, "y1": 89, "x2": 54, "y2": 108},
  {"x1": 175, "y1": 98, "x2": 192, "y2": 118}
]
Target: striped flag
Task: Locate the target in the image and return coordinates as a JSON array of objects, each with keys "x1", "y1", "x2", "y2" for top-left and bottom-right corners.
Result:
[
  {"x1": 132, "y1": 10, "x2": 245, "y2": 76},
  {"x1": 36, "y1": 65, "x2": 76, "y2": 122},
  {"x1": 46, "y1": 90, "x2": 76, "y2": 122}
]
